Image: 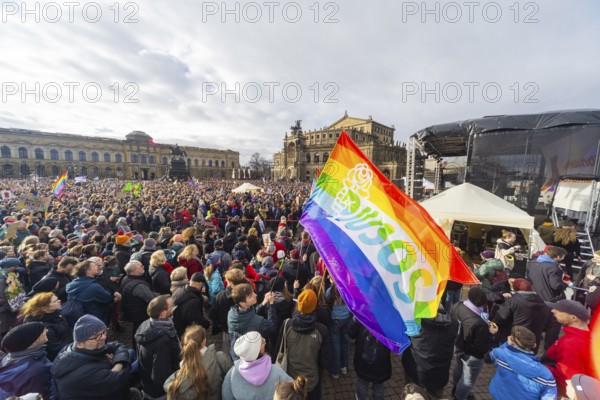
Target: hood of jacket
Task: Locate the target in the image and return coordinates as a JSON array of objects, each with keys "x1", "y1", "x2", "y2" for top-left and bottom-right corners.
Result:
[
  {"x1": 292, "y1": 312, "x2": 316, "y2": 334},
  {"x1": 0, "y1": 346, "x2": 47, "y2": 369},
  {"x1": 236, "y1": 355, "x2": 272, "y2": 386},
  {"x1": 536, "y1": 254, "x2": 557, "y2": 264},
  {"x1": 66, "y1": 276, "x2": 95, "y2": 297},
  {"x1": 228, "y1": 305, "x2": 259, "y2": 333},
  {"x1": 134, "y1": 318, "x2": 178, "y2": 345}
]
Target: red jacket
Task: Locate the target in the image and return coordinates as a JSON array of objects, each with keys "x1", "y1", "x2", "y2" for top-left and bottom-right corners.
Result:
[
  {"x1": 545, "y1": 326, "x2": 592, "y2": 389},
  {"x1": 178, "y1": 256, "x2": 203, "y2": 278}
]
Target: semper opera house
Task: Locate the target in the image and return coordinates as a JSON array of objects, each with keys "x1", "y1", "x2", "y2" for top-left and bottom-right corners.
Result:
[
  {"x1": 0, "y1": 128, "x2": 240, "y2": 180},
  {"x1": 273, "y1": 113, "x2": 407, "y2": 183}
]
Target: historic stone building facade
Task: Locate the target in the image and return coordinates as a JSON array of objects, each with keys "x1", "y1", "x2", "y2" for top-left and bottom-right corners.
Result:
[
  {"x1": 0, "y1": 128, "x2": 240, "y2": 180},
  {"x1": 273, "y1": 114, "x2": 406, "y2": 182}
]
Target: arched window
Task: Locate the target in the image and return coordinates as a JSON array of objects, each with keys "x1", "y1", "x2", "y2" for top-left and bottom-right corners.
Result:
[
  {"x1": 131, "y1": 154, "x2": 138, "y2": 163},
  {"x1": 231, "y1": 161, "x2": 235, "y2": 168},
  {"x1": 208, "y1": 160, "x2": 213, "y2": 167},
  {"x1": 104, "y1": 152, "x2": 111, "y2": 162},
  {"x1": 36, "y1": 164, "x2": 46, "y2": 177},
  {"x1": 92, "y1": 166, "x2": 99, "y2": 177},
  {"x1": 81, "y1": 166, "x2": 88, "y2": 176},
  {"x1": 35, "y1": 148, "x2": 44, "y2": 159},
  {"x1": 116, "y1": 168, "x2": 123, "y2": 177},
  {"x1": 306, "y1": 153, "x2": 311, "y2": 163},
  {"x1": 221, "y1": 160, "x2": 225, "y2": 168},
  {"x1": 140, "y1": 154, "x2": 147, "y2": 164},
  {"x1": 323, "y1": 152, "x2": 329, "y2": 162},
  {"x1": 214, "y1": 159, "x2": 218, "y2": 167},
  {"x1": 1, "y1": 146, "x2": 11, "y2": 158},
  {"x1": 50, "y1": 149, "x2": 59, "y2": 160},
  {"x1": 3, "y1": 164, "x2": 14, "y2": 176},
  {"x1": 78, "y1": 151, "x2": 86, "y2": 161},
  {"x1": 20, "y1": 163, "x2": 30, "y2": 175},
  {"x1": 202, "y1": 160, "x2": 206, "y2": 167},
  {"x1": 149, "y1": 156, "x2": 156, "y2": 164},
  {"x1": 105, "y1": 167, "x2": 113, "y2": 178},
  {"x1": 314, "y1": 153, "x2": 320, "y2": 163},
  {"x1": 65, "y1": 150, "x2": 73, "y2": 161},
  {"x1": 52, "y1": 165, "x2": 60, "y2": 176},
  {"x1": 18, "y1": 147, "x2": 28, "y2": 159},
  {"x1": 92, "y1": 152, "x2": 99, "y2": 162},
  {"x1": 161, "y1": 157, "x2": 168, "y2": 165},
  {"x1": 195, "y1": 159, "x2": 199, "y2": 167},
  {"x1": 187, "y1": 158, "x2": 191, "y2": 167},
  {"x1": 115, "y1": 153, "x2": 123, "y2": 163}
]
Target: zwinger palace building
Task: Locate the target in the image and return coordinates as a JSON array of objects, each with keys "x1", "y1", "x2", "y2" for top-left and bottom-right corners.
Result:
[
  {"x1": 273, "y1": 113, "x2": 406, "y2": 182},
  {"x1": 0, "y1": 128, "x2": 240, "y2": 180}
]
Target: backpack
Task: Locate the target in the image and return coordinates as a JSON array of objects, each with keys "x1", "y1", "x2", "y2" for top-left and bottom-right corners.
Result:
[
  {"x1": 61, "y1": 295, "x2": 86, "y2": 326},
  {"x1": 361, "y1": 330, "x2": 385, "y2": 364},
  {"x1": 0, "y1": 270, "x2": 25, "y2": 313},
  {"x1": 164, "y1": 249, "x2": 179, "y2": 267}
]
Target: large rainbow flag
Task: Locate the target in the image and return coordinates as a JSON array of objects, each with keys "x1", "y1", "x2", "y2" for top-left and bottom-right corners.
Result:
[
  {"x1": 51, "y1": 172, "x2": 68, "y2": 197},
  {"x1": 300, "y1": 131, "x2": 479, "y2": 353}
]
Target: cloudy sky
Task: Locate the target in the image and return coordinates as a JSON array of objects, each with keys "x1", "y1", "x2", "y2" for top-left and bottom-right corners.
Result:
[{"x1": 1, "y1": 0, "x2": 599, "y2": 164}]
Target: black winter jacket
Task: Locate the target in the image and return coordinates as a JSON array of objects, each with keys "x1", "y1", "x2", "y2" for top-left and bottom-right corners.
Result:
[
  {"x1": 134, "y1": 319, "x2": 181, "y2": 398},
  {"x1": 493, "y1": 291, "x2": 551, "y2": 345},
  {"x1": 172, "y1": 285, "x2": 210, "y2": 337},
  {"x1": 451, "y1": 302, "x2": 493, "y2": 359},
  {"x1": 350, "y1": 319, "x2": 392, "y2": 383},
  {"x1": 401, "y1": 308, "x2": 457, "y2": 390},
  {"x1": 281, "y1": 260, "x2": 311, "y2": 293},
  {"x1": 150, "y1": 264, "x2": 171, "y2": 294},
  {"x1": 25, "y1": 310, "x2": 72, "y2": 361},
  {"x1": 28, "y1": 260, "x2": 51, "y2": 288},
  {"x1": 527, "y1": 259, "x2": 568, "y2": 302},
  {"x1": 51, "y1": 344, "x2": 131, "y2": 400}
]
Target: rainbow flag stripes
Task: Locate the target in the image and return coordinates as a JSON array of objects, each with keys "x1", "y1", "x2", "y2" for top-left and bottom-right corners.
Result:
[
  {"x1": 300, "y1": 131, "x2": 478, "y2": 353},
  {"x1": 51, "y1": 172, "x2": 68, "y2": 197}
]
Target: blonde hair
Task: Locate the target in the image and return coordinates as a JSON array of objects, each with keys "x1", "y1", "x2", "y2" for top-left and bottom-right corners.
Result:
[
  {"x1": 21, "y1": 292, "x2": 55, "y2": 318},
  {"x1": 166, "y1": 325, "x2": 211, "y2": 400},
  {"x1": 150, "y1": 250, "x2": 167, "y2": 267},
  {"x1": 182, "y1": 227, "x2": 195, "y2": 243},
  {"x1": 275, "y1": 376, "x2": 308, "y2": 400},
  {"x1": 179, "y1": 244, "x2": 199, "y2": 261}
]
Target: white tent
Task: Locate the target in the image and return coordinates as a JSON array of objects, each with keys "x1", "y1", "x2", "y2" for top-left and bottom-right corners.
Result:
[
  {"x1": 420, "y1": 183, "x2": 545, "y2": 252},
  {"x1": 232, "y1": 182, "x2": 263, "y2": 193}
]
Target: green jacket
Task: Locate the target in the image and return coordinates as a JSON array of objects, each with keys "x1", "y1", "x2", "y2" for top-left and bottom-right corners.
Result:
[{"x1": 474, "y1": 259, "x2": 504, "y2": 287}]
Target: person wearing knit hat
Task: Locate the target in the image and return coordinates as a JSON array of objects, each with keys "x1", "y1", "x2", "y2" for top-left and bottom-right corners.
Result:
[
  {"x1": 274, "y1": 288, "x2": 329, "y2": 398},
  {"x1": 297, "y1": 289, "x2": 317, "y2": 314},
  {"x1": 222, "y1": 331, "x2": 292, "y2": 399},
  {"x1": 1, "y1": 321, "x2": 46, "y2": 352},
  {"x1": 259, "y1": 256, "x2": 275, "y2": 274},
  {"x1": 492, "y1": 278, "x2": 550, "y2": 352},
  {"x1": 473, "y1": 251, "x2": 504, "y2": 289},
  {"x1": 0, "y1": 322, "x2": 54, "y2": 399},
  {"x1": 115, "y1": 235, "x2": 131, "y2": 246},
  {"x1": 52, "y1": 314, "x2": 134, "y2": 399},
  {"x1": 450, "y1": 287, "x2": 497, "y2": 400}
]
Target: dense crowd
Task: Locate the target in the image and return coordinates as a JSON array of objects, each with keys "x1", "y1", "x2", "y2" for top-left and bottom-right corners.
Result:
[{"x1": 0, "y1": 177, "x2": 598, "y2": 400}]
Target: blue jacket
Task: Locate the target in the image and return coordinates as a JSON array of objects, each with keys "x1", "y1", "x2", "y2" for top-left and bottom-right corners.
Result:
[
  {"x1": 0, "y1": 347, "x2": 56, "y2": 399},
  {"x1": 66, "y1": 276, "x2": 112, "y2": 322},
  {"x1": 489, "y1": 342, "x2": 557, "y2": 400},
  {"x1": 207, "y1": 269, "x2": 224, "y2": 305}
]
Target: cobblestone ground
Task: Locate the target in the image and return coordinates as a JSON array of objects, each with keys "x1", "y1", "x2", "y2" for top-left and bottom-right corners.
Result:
[{"x1": 113, "y1": 318, "x2": 495, "y2": 400}]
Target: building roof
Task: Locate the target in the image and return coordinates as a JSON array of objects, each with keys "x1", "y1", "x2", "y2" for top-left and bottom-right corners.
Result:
[{"x1": 411, "y1": 109, "x2": 600, "y2": 157}]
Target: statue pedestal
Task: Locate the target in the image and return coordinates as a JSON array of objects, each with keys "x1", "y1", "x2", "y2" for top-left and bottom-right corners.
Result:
[{"x1": 168, "y1": 158, "x2": 190, "y2": 179}]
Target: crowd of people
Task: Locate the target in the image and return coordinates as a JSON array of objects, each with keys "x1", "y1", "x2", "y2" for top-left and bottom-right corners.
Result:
[{"x1": 0, "y1": 177, "x2": 598, "y2": 400}]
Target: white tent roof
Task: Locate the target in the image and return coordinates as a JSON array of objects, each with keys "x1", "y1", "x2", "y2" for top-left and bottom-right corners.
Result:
[
  {"x1": 232, "y1": 182, "x2": 263, "y2": 193},
  {"x1": 420, "y1": 183, "x2": 545, "y2": 251}
]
